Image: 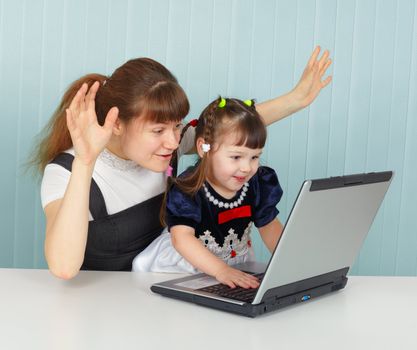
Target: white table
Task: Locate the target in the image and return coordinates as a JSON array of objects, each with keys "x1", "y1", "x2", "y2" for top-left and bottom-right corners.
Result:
[{"x1": 0, "y1": 269, "x2": 416, "y2": 350}]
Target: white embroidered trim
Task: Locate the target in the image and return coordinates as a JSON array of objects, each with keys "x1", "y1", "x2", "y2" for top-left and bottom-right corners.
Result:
[
  {"x1": 99, "y1": 148, "x2": 139, "y2": 171},
  {"x1": 199, "y1": 222, "x2": 253, "y2": 260},
  {"x1": 203, "y1": 182, "x2": 249, "y2": 209}
]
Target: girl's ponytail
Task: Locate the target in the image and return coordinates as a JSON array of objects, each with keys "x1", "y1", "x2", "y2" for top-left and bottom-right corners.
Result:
[
  {"x1": 31, "y1": 74, "x2": 106, "y2": 172},
  {"x1": 174, "y1": 97, "x2": 220, "y2": 195}
]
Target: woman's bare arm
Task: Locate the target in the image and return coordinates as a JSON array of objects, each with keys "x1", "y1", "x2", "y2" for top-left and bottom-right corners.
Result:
[
  {"x1": 257, "y1": 46, "x2": 332, "y2": 126},
  {"x1": 44, "y1": 82, "x2": 118, "y2": 279}
]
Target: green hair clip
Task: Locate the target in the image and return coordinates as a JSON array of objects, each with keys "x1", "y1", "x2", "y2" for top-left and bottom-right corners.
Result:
[
  {"x1": 243, "y1": 99, "x2": 253, "y2": 107},
  {"x1": 218, "y1": 98, "x2": 226, "y2": 108}
]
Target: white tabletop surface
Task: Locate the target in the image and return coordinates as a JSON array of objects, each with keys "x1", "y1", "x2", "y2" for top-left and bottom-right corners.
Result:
[{"x1": 0, "y1": 268, "x2": 416, "y2": 350}]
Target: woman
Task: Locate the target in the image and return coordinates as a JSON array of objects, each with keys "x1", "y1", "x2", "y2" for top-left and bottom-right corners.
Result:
[{"x1": 34, "y1": 47, "x2": 331, "y2": 279}]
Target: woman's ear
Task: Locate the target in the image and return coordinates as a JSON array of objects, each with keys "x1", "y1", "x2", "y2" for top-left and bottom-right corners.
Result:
[
  {"x1": 112, "y1": 117, "x2": 124, "y2": 136},
  {"x1": 196, "y1": 137, "x2": 206, "y2": 158}
]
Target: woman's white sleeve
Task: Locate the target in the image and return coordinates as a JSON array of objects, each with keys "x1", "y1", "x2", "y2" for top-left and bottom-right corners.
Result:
[
  {"x1": 177, "y1": 126, "x2": 196, "y2": 158},
  {"x1": 40, "y1": 164, "x2": 71, "y2": 209}
]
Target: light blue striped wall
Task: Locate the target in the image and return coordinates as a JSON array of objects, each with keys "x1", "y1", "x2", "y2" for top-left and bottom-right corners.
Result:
[{"x1": 0, "y1": 0, "x2": 416, "y2": 275}]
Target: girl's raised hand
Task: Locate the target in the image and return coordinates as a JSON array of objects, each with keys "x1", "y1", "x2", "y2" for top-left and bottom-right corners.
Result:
[
  {"x1": 291, "y1": 46, "x2": 332, "y2": 109},
  {"x1": 215, "y1": 265, "x2": 260, "y2": 289},
  {"x1": 66, "y1": 81, "x2": 119, "y2": 166}
]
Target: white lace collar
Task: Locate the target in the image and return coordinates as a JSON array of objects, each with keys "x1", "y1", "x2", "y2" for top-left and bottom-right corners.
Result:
[{"x1": 98, "y1": 148, "x2": 139, "y2": 171}]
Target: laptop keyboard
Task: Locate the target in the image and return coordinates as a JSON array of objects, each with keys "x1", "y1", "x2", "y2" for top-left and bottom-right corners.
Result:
[{"x1": 197, "y1": 273, "x2": 265, "y2": 303}]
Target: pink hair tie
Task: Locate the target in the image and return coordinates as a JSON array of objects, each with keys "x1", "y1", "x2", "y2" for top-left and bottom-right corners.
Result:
[{"x1": 166, "y1": 165, "x2": 173, "y2": 177}]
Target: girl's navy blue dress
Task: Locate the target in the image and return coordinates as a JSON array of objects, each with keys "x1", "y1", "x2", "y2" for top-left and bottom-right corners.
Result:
[
  {"x1": 165, "y1": 166, "x2": 283, "y2": 261},
  {"x1": 132, "y1": 166, "x2": 282, "y2": 272}
]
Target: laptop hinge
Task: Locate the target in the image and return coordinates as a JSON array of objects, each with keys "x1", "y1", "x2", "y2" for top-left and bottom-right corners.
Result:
[{"x1": 259, "y1": 267, "x2": 349, "y2": 304}]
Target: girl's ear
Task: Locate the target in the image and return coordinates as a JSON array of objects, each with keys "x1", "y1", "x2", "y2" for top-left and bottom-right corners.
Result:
[
  {"x1": 196, "y1": 137, "x2": 206, "y2": 158},
  {"x1": 112, "y1": 117, "x2": 124, "y2": 136}
]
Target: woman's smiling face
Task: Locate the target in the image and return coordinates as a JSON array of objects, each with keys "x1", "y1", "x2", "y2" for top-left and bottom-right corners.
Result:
[{"x1": 110, "y1": 117, "x2": 183, "y2": 173}]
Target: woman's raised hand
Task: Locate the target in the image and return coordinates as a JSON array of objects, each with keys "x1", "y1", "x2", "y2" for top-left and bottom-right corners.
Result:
[
  {"x1": 66, "y1": 81, "x2": 119, "y2": 166},
  {"x1": 291, "y1": 46, "x2": 332, "y2": 109}
]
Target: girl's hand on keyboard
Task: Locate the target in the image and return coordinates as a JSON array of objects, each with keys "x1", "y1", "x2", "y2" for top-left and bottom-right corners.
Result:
[{"x1": 214, "y1": 266, "x2": 260, "y2": 289}]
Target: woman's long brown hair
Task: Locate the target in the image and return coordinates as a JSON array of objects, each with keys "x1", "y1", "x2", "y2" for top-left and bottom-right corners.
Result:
[{"x1": 30, "y1": 58, "x2": 190, "y2": 172}]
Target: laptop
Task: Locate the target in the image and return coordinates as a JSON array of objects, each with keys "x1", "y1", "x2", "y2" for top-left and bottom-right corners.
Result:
[{"x1": 151, "y1": 171, "x2": 393, "y2": 317}]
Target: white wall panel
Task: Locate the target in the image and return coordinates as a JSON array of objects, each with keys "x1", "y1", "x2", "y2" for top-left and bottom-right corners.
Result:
[{"x1": 0, "y1": 0, "x2": 415, "y2": 275}]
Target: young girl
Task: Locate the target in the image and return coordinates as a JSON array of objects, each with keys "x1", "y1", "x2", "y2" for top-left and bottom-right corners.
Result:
[{"x1": 133, "y1": 97, "x2": 283, "y2": 289}]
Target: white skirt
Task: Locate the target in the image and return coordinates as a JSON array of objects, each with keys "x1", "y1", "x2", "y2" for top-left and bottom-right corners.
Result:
[{"x1": 132, "y1": 229, "x2": 255, "y2": 274}]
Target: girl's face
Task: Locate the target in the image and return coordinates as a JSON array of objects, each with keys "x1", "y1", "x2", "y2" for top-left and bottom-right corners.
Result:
[
  {"x1": 205, "y1": 133, "x2": 262, "y2": 199},
  {"x1": 110, "y1": 117, "x2": 182, "y2": 172}
]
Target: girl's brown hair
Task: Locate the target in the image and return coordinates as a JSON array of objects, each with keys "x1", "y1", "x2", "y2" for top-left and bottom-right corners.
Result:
[
  {"x1": 160, "y1": 97, "x2": 267, "y2": 225},
  {"x1": 31, "y1": 58, "x2": 189, "y2": 172}
]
